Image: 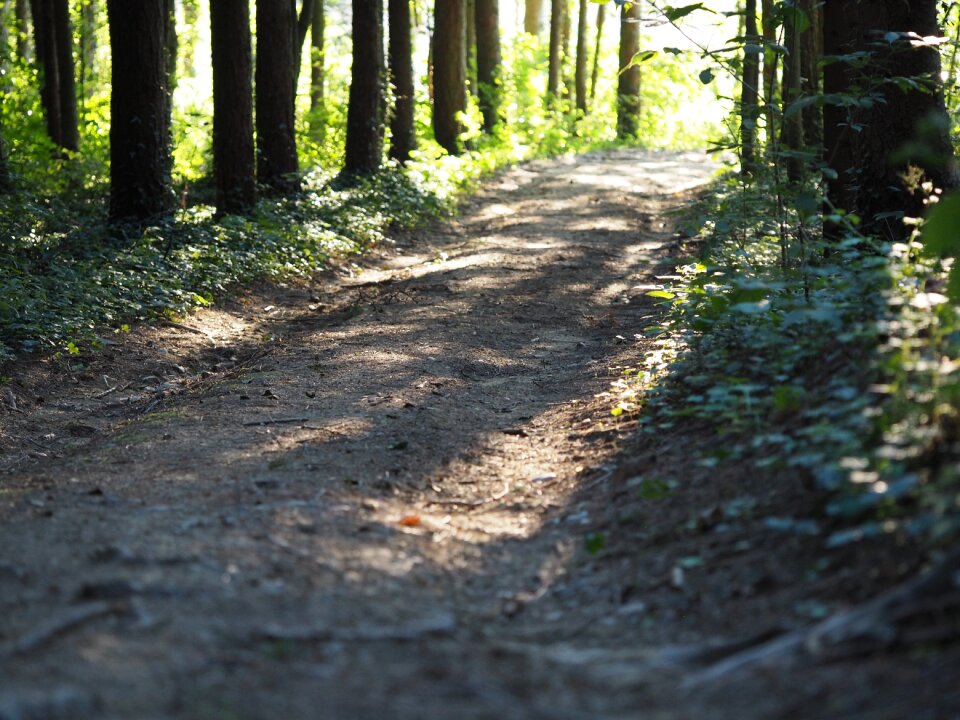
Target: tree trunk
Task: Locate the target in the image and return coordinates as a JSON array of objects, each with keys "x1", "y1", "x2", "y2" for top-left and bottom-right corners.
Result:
[
  {"x1": 823, "y1": 0, "x2": 956, "y2": 240},
  {"x1": 779, "y1": 0, "x2": 803, "y2": 183},
  {"x1": 310, "y1": 0, "x2": 325, "y2": 139},
  {"x1": 589, "y1": 3, "x2": 604, "y2": 103},
  {"x1": 561, "y1": 0, "x2": 572, "y2": 100},
  {"x1": 432, "y1": 0, "x2": 466, "y2": 154},
  {"x1": 30, "y1": 0, "x2": 62, "y2": 149},
  {"x1": 465, "y1": 0, "x2": 477, "y2": 96},
  {"x1": 524, "y1": 0, "x2": 542, "y2": 35},
  {"x1": 165, "y1": 0, "x2": 177, "y2": 94},
  {"x1": 344, "y1": 0, "x2": 384, "y2": 173},
  {"x1": 210, "y1": 0, "x2": 256, "y2": 215},
  {"x1": 0, "y1": 121, "x2": 11, "y2": 193},
  {"x1": 106, "y1": 0, "x2": 173, "y2": 223},
  {"x1": 293, "y1": 0, "x2": 314, "y2": 90},
  {"x1": 79, "y1": 0, "x2": 97, "y2": 97},
  {"x1": 547, "y1": 0, "x2": 561, "y2": 100},
  {"x1": 575, "y1": 0, "x2": 588, "y2": 113},
  {"x1": 256, "y1": 0, "x2": 300, "y2": 194},
  {"x1": 15, "y1": 0, "x2": 30, "y2": 60},
  {"x1": 475, "y1": 0, "x2": 500, "y2": 132},
  {"x1": 760, "y1": 0, "x2": 776, "y2": 152},
  {"x1": 616, "y1": 0, "x2": 640, "y2": 138},
  {"x1": 799, "y1": 0, "x2": 822, "y2": 152},
  {"x1": 51, "y1": 0, "x2": 77, "y2": 151},
  {"x1": 741, "y1": 0, "x2": 759, "y2": 173},
  {"x1": 389, "y1": 0, "x2": 416, "y2": 162}
]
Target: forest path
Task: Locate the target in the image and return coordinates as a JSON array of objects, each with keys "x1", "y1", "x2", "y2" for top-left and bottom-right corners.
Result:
[{"x1": 0, "y1": 150, "x2": 947, "y2": 719}]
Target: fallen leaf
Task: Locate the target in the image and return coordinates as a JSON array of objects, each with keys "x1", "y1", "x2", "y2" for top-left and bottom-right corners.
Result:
[{"x1": 398, "y1": 515, "x2": 421, "y2": 527}]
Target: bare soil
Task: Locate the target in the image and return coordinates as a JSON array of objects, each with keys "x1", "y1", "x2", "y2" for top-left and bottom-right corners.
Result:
[{"x1": 1, "y1": 149, "x2": 957, "y2": 720}]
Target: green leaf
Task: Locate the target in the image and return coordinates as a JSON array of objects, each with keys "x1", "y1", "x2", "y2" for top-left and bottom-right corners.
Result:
[
  {"x1": 663, "y1": 3, "x2": 707, "y2": 22},
  {"x1": 646, "y1": 289, "x2": 676, "y2": 299},
  {"x1": 584, "y1": 532, "x2": 606, "y2": 555},
  {"x1": 922, "y1": 190, "x2": 960, "y2": 257},
  {"x1": 699, "y1": 68, "x2": 716, "y2": 84}
]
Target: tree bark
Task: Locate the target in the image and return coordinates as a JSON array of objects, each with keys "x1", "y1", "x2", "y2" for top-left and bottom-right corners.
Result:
[
  {"x1": 106, "y1": 0, "x2": 173, "y2": 223},
  {"x1": 51, "y1": 0, "x2": 78, "y2": 151},
  {"x1": 575, "y1": 0, "x2": 588, "y2": 113},
  {"x1": 0, "y1": 120, "x2": 11, "y2": 193},
  {"x1": 524, "y1": 0, "x2": 543, "y2": 35},
  {"x1": 616, "y1": 0, "x2": 640, "y2": 138},
  {"x1": 779, "y1": 0, "x2": 803, "y2": 183},
  {"x1": 466, "y1": 0, "x2": 477, "y2": 96},
  {"x1": 344, "y1": 0, "x2": 384, "y2": 173},
  {"x1": 79, "y1": 0, "x2": 97, "y2": 92},
  {"x1": 760, "y1": 0, "x2": 777, "y2": 152},
  {"x1": 30, "y1": 0, "x2": 62, "y2": 149},
  {"x1": 823, "y1": 0, "x2": 956, "y2": 240},
  {"x1": 432, "y1": 0, "x2": 466, "y2": 154},
  {"x1": 310, "y1": 0, "x2": 325, "y2": 139},
  {"x1": 589, "y1": 3, "x2": 604, "y2": 104},
  {"x1": 389, "y1": 0, "x2": 416, "y2": 162},
  {"x1": 15, "y1": 0, "x2": 30, "y2": 60},
  {"x1": 561, "y1": 0, "x2": 572, "y2": 100},
  {"x1": 293, "y1": 0, "x2": 314, "y2": 90},
  {"x1": 799, "y1": 0, "x2": 822, "y2": 152},
  {"x1": 547, "y1": 0, "x2": 562, "y2": 100},
  {"x1": 210, "y1": 0, "x2": 256, "y2": 215},
  {"x1": 475, "y1": 0, "x2": 501, "y2": 132},
  {"x1": 256, "y1": 0, "x2": 300, "y2": 194},
  {"x1": 741, "y1": 0, "x2": 759, "y2": 173}
]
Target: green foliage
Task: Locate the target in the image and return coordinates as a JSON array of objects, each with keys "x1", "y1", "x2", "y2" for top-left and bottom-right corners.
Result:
[
  {"x1": 0, "y1": 168, "x2": 443, "y2": 361},
  {"x1": 614, "y1": 169, "x2": 960, "y2": 548}
]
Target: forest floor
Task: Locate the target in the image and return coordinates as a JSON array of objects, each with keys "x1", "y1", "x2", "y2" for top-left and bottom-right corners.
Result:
[{"x1": 0, "y1": 149, "x2": 957, "y2": 719}]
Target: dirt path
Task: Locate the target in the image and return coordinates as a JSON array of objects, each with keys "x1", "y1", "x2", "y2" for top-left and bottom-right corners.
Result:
[{"x1": 0, "y1": 149, "x2": 956, "y2": 719}]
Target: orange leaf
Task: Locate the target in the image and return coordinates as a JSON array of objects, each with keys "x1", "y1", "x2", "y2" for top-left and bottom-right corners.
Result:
[{"x1": 398, "y1": 514, "x2": 422, "y2": 527}]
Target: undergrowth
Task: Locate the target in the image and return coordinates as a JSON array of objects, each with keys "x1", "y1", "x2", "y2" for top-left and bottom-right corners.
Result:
[{"x1": 612, "y1": 169, "x2": 960, "y2": 550}]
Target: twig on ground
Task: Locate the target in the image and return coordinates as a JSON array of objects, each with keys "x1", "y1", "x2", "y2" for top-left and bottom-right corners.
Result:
[
  {"x1": 684, "y1": 550, "x2": 960, "y2": 687},
  {"x1": 1, "y1": 602, "x2": 127, "y2": 659},
  {"x1": 254, "y1": 612, "x2": 456, "y2": 644},
  {"x1": 243, "y1": 417, "x2": 311, "y2": 427},
  {"x1": 163, "y1": 320, "x2": 214, "y2": 339}
]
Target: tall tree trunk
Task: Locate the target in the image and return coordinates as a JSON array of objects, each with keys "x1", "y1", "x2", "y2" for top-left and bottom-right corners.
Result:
[
  {"x1": 0, "y1": 121, "x2": 11, "y2": 193},
  {"x1": 210, "y1": 0, "x2": 256, "y2": 215},
  {"x1": 106, "y1": 0, "x2": 173, "y2": 223},
  {"x1": 779, "y1": 2, "x2": 804, "y2": 183},
  {"x1": 344, "y1": 0, "x2": 384, "y2": 173},
  {"x1": 475, "y1": 0, "x2": 501, "y2": 132},
  {"x1": 575, "y1": 0, "x2": 588, "y2": 113},
  {"x1": 165, "y1": 0, "x2": 177, "y2": 94},
  {"x1": 465, "y1": 0, "x2": 477, "y2": 95},
  {"x1": 524, "y1": 0, "x2": 542, "y2": 35},
  {"x1": 432, "y1": 0, "x2": 466, "y2": 154},
  {"x1": 79, "y1": 0, "x2": 97, "y2": 103},
  {"x1": 741, "y1": 0, "x2": 759, "y2": 173},
  {"x1": 310, "y1": 0, "x2": 325, "y2": 139},
  {"x1": 15, "y1": 0, "x2": 30, "y2": 60},
  {"x1": 799, "y1": 0, "x2": 822, "y2": 153},
  {"x1": 823, "y1": 0, "x2": 956, "y2": 240},
  {"x1": 256, "y1": 0, "x2": 300, "y2": 193},
  {"x1": 389, "y1": 0, "x2": 416, "y2": 162},
  {"x1": 293, "y1": 0, "x2": 314, "y2": 90},
  {"x1": 30, "y1": 0, "x2": 63, "y2": 148},
  {"x1": 561, "y1": 0, "x2": 572, "y2": 100},
  {"x1": 760, "y1": 0, "x2": 776, "y2": 152},
  {"x1": 51, "y1": 0, "x2": 77, "y2": 151},
  {"x1": 589, "y1": 2, "x2": 604, "y2": 103},
  {"x1": 547, "y1": 0, "x2": 561, "y2": 100},
  {"x1": 616, "y1": 0, "x2": 640, "y2": 138}
]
